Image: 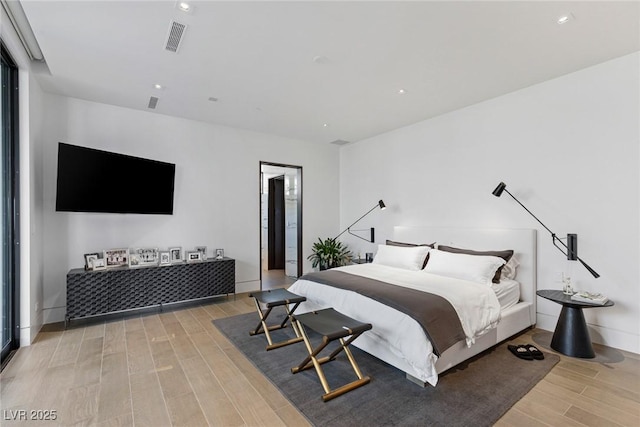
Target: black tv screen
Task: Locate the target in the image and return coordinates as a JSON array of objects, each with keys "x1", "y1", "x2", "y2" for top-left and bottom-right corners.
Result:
[{"x1": 55, "y1": 143, "x2": 175, "y2": 214}]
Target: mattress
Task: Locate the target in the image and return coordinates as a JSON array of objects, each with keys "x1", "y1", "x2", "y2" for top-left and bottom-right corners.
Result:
[{"x1": 493, "y1": 278, "x2": 521, "y2": 310}]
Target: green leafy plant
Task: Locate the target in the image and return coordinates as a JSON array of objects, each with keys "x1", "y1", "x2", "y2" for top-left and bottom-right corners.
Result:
[{"x1": 307, "y1": 237, "x2": 353, "y2": 270}]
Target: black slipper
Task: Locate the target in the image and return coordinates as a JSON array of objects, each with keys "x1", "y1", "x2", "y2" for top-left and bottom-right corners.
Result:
[
  {"x1": 508, "y1": 344, "x2": 533, "y2": 360},
  {"x1": 526, "y1": 344, "x2": 545, "y2": 360}
]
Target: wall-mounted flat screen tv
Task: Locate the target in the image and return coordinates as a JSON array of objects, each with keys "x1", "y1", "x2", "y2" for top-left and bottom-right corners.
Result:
[{"x1": 55, "y1": 142, "x2": 176, "y2": 214}]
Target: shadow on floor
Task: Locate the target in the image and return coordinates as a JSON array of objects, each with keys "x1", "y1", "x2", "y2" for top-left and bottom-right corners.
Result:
[{"x1": 532, "y1": 330, "x2": 625, "y2": 364}]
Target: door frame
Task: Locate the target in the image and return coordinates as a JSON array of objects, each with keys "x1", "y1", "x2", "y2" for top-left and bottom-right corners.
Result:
[
  {"x1": 1, "y1": 41, "x2": 21, "y2": 368},
  {"x1": 259, "y1": 162, "x2": 303, "y2": 285}
]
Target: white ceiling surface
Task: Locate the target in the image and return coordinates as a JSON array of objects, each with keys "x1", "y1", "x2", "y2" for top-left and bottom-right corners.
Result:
[{"x1": 20, "y1": 1, "x2": 640, "y2": 145}]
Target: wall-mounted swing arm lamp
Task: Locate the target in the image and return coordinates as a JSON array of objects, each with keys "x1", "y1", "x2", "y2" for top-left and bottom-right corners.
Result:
[
  {"x1": 492, "y1": 182, "x2": 599, "y2": 278},
  {"x1": 335, "y1": 200, "x2": 386, "y2": 243}
]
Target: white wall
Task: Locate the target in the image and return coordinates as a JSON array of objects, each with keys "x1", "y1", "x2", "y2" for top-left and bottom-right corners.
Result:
[
  {"x1": 27, "y1": 72, "x2": 45, "y2": 341},
  {"x1": 40, "y1": 95, "x2": 340, "y2": 323},
  {"x1": 340, "y1": 52, "x2": 640, "y2": 354}
]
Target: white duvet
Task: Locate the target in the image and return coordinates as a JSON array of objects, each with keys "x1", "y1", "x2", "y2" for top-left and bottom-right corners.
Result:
[{"x1": 287, "y1": 263, "x2": 501, "y2": 386}]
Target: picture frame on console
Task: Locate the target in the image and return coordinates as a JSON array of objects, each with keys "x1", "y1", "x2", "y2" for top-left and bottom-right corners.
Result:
[
  {"x1": 131, "y1": 248, "x2": 159, "y2": 267},
  {"x1": 104, "y1": 248, "x2": 129, "y2": 268},
  {"x1": 195, "y1": 246, "x2": 207, "y2": 260},
  {"x1": 169, "y1": 247, "x2": 183, "y2": 263},
  {"x1": 129, "y1": 253, "x2": 141, "y2": 268},
  {"x1": 186, "y1": 251, "x2": 202, "y2": 263},
  {"x1": 159, "y1": 251, "x2": 171, "y2": 265},
  {"x1": 84, "y1": 253, "x2": 100, "y2": 270},
  {"x1": 92, "y1": 258, "x2": 106, "y2": 270},
  {"x1": 215, "y1": 248, "x2": 224, "y2": 259}
]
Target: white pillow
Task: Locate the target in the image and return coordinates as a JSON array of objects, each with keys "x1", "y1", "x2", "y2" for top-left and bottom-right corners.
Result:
[
  {"x1": 372, "y1": 244, "x2": 430, "y2": 271},
  {"x1": 422, "y1": 249, "x2": 506, "y2": 285}
]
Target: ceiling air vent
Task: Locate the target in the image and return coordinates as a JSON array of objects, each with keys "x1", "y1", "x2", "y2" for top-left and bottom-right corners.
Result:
[
  {"x1": 148, "y1": 96, "x2": 159, "y2": 109},
  {"x1": 165, "y1": 20, "x2": 187, "y2": 53}
]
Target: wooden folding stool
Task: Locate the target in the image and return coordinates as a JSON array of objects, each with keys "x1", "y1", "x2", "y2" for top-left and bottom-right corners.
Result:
[
  {"x1": 291, "y1": 308, "x2": 372, "y2": 402},
  {"x1": 249, "y1": 288, "x2": 306, "y2": 351}
]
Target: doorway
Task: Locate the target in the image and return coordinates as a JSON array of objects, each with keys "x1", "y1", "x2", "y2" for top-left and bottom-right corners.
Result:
[
  {"x1": 268, "y1": 176, "x2": 285, "y2": 269},
  {"x1": 260, "y1": 162, "x2": 302, "y2": 290}
]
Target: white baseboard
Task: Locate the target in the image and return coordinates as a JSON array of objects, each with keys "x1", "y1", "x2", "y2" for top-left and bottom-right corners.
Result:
[
  {"x1": 19, "y1": 327, "x2": 33, "y2": 346},
  {"x1": 235, "y1": 280, "x2": 260, "y2": 294},
  {"x1": 537, "y1": 312, "x2": 639, "y2": 355},
  {"x1": 43, "y1": 306, "x2": 67, "y2": 324}
]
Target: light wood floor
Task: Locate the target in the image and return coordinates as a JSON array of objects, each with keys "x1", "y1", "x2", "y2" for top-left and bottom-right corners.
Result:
[{"x1": 1, "y1": 293, "x2": 638, "y2": 426}]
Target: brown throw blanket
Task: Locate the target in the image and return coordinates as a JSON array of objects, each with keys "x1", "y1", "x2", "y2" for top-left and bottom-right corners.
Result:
[{"x1": 300, "y1": 270, "x2": 466, "y2": 356}]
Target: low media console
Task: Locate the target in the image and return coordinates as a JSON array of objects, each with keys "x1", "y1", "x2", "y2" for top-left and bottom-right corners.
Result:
[{"x1": 66, "y1": 257, "x2": 235, "y2": 323}]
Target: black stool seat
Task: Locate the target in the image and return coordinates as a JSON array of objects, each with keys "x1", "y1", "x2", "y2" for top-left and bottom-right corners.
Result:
[
  {"x1": 292, "y1": 308, "x2": 372, "y2": 402},
  {"x1": 294, "y1": 309, "x2": 372, "y2": 342},
  {"x1": 250, "y1": 288, "x2": 306, "y2": 307},
  {"x1": 249, "y1": 288, "x2": 306, "y2": 351}
]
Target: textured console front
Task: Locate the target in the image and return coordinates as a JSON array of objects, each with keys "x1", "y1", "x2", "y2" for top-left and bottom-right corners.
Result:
[{"x1": 66, "y1": 258, "x2": 235, "y2": 321}]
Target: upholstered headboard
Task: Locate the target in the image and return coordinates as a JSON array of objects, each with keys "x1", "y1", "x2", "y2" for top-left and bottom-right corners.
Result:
[{"x1": 393, "y1": 226, "x2": 537, "y2": 324}]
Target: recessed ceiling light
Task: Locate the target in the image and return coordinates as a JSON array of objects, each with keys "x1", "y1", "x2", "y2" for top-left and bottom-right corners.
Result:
[
  {"x1": 398, "y1": 88, "x2": 407, "y2": 95},
  {"x1": 154, "y1": 84, "x2": 163, "y2": 89},
  {"x1": 178, "y1": 2, "x2": 190, "y2": 12},
  {"x1": 323, "y1": 123, "x2": 329, "y2": 128},
  {"x1": 557, "y1": 14, "x2": 574, "y2": 24}
]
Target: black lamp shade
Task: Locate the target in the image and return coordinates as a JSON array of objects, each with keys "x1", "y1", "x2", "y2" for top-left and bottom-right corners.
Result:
[
  {"x1": 492, "y1": 182, "x2": 506, "y2": 197},
  {"x1": 379, "y1": 200, "x2": 386, "y2": 210}
]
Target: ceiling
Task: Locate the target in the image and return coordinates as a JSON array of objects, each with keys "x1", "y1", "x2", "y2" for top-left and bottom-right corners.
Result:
[{"x1": 18, "y1": 1, "x2": 640, "y2": 145}]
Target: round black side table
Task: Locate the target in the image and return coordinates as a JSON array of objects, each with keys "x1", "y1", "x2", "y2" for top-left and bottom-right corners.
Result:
[{"x1": 537, "y1": 289, "x2": 614, "y2": 358}]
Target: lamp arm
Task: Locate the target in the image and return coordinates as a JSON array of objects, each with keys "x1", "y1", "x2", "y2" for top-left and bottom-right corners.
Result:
[
  {"x1": 505, "y1": 189, "x2": 600, "y2": 279},
  {"x1": 348, "y1": 229, "x2": 374, "y2": 242},
  {"x1": 577, "y1": 258, "x2": 600, "y2": 279},
  {"x1": 551, "y1": 233, "x2": 568, "y2": 255},
  {"x1": 334, "y1": 203, "x2": 380, "y2": 240},
  {"x1": 504, "y1": 189, "x2": 555, "y2": 236}
]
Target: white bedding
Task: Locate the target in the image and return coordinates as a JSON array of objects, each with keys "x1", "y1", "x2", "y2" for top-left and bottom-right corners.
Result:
[
  {"x1": 493, "y1": 278, "x2": 521, "y2": 310},
  {"x1": 288, "y1": 263, "x2": 501, "y2": 386}
]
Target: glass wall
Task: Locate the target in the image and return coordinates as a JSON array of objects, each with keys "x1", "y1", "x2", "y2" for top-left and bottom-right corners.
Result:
[{"x1": 1, "y1": 41, "x2": 19, "y2": 367}]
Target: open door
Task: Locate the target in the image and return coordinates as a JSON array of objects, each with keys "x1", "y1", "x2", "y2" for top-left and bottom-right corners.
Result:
[
  {"x1": 260, "y1": 163, "x2": 302, "y2": 290},
  {"x1": 268, "y1": 176, "x2": 285, "y2": 269}
]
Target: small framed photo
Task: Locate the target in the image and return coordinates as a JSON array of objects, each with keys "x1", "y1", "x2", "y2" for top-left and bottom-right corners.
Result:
[
  {"x1": 129, "y1": 253, "x2": 141, "y2": 268},
  {"x1": 131, "y1": 248, "x2": 159, "y2": 267},
  {"x1": 84, "y1": 253, "x2": 100, "y2": 270},
  {"x1": 92, "y1": 258, "x2": 106, "y2": 270},
  {"x1": 186, "y1": 251, "x2": 202, "y2": 263},
  {"x1": 169, "y1": 247, "x2": 183, "y2": 263},
  {"x1": 104, "y1": 248, "x2": 129, "y2": 268},
  {"x1": 159, "y1": 251, "x2": 171, "y2": 266},
  {"x1": 195, "y1": 246, "x2": 207, "y2": 260},
  {"x1": 215, "y1": 248, "x2": 224, "y2": 260}
]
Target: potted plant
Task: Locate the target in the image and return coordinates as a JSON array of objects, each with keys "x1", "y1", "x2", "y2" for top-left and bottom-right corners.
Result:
[{"x1": 308, "y1": 238, "x2": 353, "y2": 270}]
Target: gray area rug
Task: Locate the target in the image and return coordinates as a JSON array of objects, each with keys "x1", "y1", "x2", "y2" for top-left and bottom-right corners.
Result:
[{"x1": 213, "y1": 312, "x2": 559, "y2": 426}]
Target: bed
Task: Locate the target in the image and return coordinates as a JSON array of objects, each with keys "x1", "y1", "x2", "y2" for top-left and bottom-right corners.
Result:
[{"x1": 288, "y1": 226, "x2": 537, "y2": 386}]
